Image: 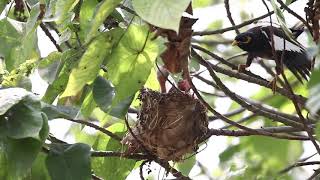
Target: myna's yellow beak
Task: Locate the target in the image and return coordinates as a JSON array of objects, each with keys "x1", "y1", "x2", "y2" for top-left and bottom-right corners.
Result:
[{"x1": 232, "y1": 40, "x2": 238, "y2": 46}]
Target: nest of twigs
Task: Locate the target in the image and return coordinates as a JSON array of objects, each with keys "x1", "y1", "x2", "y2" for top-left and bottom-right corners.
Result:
[{"x1": 122, "y1": 88, "x2": 208, "y2": 161}]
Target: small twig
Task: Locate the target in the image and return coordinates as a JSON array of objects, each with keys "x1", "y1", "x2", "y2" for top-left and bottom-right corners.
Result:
[
  {"x1": 279, "y1": 161, "x2": 320, "y2": 174},
  {"x1": 224, "y1": 0, "x2": 240, "y2": 34},
  {"x1": 204, "y1": 128, "x2": 309, "y2": 141},
  {"x1": 220, "y1": 114, "x2": 256, "y2": 128}
]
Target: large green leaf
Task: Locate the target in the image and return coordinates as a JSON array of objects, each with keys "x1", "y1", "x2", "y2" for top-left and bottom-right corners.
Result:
[
  {"x1": 0, "y1": 88, "x2": 43, "y2": 139},
  {"x1": 61, "y1": 33, "x2": 113, "y2": 97},
  {"x1": 46, "y1": 143, "x2": 91, "y2": 180},
  {"x1": 106, "y1": 24, "x2": 165, "y2": 104},
  {"x1": 0, "y1": 113, "x2": 49, "y2": 179},
  {"x1": 85, "y1": 0, "x2": 122, "y2": 42},
  {"x1": 132, "y1": 0, "x2": 191, "y2": 32},
  {"x1": 92, "y1": 123, "x2": 136, "y2": 180}
]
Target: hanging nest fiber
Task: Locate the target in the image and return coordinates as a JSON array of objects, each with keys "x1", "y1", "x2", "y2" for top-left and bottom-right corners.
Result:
[{"x1": 122, "y1": 88, "x2": 208, "y2": 161}]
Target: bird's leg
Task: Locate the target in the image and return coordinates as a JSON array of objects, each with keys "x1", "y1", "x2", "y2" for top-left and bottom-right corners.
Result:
[
  {"x1": 268, "y1": 64, "x2": 282, "y2": 94},
  {"x1": 238, "y1": 53, "x2": 254, "y2": 73},
  {"x1": 157, "y1": 65, "x2": 169, "y2": 93}
]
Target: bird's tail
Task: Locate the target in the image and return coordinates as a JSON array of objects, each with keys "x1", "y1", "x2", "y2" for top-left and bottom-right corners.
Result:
[{"x1": 282, "y1": 51, "x2": 312, "y2": 83}]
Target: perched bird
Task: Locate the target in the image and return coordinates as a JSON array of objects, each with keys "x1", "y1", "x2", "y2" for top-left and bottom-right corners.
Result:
[{"x1": 232, "y1": 25, "x2": 312, "y2": 83}]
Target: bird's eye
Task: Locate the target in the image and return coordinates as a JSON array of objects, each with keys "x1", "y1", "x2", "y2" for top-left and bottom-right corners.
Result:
[{"x1": 241, "y1": 36, "x2": 252, "y2": 44}]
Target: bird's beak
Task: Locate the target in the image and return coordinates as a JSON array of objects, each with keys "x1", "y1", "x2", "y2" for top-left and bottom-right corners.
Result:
[{"x1": 232, "y1": 40, "x2": 238, "y2": 46}]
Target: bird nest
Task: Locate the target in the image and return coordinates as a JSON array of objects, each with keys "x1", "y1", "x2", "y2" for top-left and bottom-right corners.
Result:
[{"x1": 122, "y1": 88, "x2": 208, "y2": 161}]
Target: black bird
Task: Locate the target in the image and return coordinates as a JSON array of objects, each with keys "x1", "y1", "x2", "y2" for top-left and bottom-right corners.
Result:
[{"x1": 232, "y1": 26, "x2": 312, "y2": 83}]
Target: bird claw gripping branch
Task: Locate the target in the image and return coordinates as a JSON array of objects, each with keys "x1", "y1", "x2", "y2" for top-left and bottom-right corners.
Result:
[{"x1": 151, "y1": 4, "x2": 197, "y2": 93}]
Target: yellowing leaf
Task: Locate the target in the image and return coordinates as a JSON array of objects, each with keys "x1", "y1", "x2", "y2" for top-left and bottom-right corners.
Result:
[{"x1": 61, "y1": 34, "x2": 113, "y2": 97}]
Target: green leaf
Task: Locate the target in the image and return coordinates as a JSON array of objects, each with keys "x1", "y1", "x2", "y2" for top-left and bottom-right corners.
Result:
[
  {"x1": 106, "y1": 24, "x2": 165, "y2": 104},
  {"x1": 28, "y1": 153, "x2": 51, "y2": 180},
  {"x1": 86, "y1": 0, "x2": 122, "y2": 42},
  {"x1": 80, "y1": 89, "x2": 96, "y2": 118},
  {"x1": 242, "y1": 136, "x2": 302, "y2": 171},
  {"x1": 42, "y1": 49, "x2": 83, "y2": 103},
  {"x1": 306, "y1": 65, "x2": 320, "y2": 115},
  {"x1": 0, "y1": 112, "x2": 48, "y2": 179},
  {"x1": 0, "y1": 88, "x2": 43, "y2": 139},
  {"x1": 0, "y1": 18, "x2": 40, "y2": 71},
  {"x1": 55, "y1": 0, "x2": 79, "y2": 24},
  {"x1": 38, "y1": 52, "x2": 63, "y2": 84},
  {"x1": 46, "y1": 143, "x2": 91, "y2": 180},
  {"x1": 61, "y1": 33, "x2": 113, "y2": 97},
  {"x1": 175, "y1": 155, "x2": 196, "y2": 176},
  {"x1": 0, "y1": 1, "x2": 8, "y2": 14},
  {"x1": 92, "y1": 123, "x2": 136, "y2": 179},
  {"x1": 79, "y1": 0, "x2": 99, "y2": 42},
  {"x1": 92, "y1": 76, "x2": 115, "y2": 112},
  {"x1": 41, "y1": 103, "x2": 79, "y2": 120},
  {"x1": 132, "y1": 0, "x2": 191, "y2": 32}
]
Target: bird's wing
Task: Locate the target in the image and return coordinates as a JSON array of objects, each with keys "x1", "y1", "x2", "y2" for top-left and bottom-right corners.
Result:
[{"x1": 260, "y1": 26, "x2": 305, "y2": 52}]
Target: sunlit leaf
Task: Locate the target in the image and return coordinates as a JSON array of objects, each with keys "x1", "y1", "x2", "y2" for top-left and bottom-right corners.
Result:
[
  {"x1": 106, "y1": 24, "x2": 165, "y2": 104},
  {"x1": 61, "y1": 33, "x2": 113, "y2": 97}
]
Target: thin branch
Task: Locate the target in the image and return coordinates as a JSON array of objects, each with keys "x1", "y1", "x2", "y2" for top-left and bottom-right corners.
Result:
[
  {"x1": 91, "y1": 151, "x2": 150, "y2": 160},
  {"x1": 205, "y1": 128, "x2": 309, "y2": 141},
  {"x1": 192, "y1": 44, "x2": 266, "y2": 81},
  {"x1": 308, "y1": 168, "x2": 320, "y2": 180},
  {"x1": 193, "y1": 11, "x2": 274, "y2": 36},
  {"x1": 279, "y1": 161, "x2": 320, "y2": 174},
  {"x1": 63, "y1": 119, "x2": 122, "y2": 141}
]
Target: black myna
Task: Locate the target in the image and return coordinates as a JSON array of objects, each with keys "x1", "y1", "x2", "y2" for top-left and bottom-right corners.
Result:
[{"x1": 232, "y1": 26, "x2": 311, "y2": 83}]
